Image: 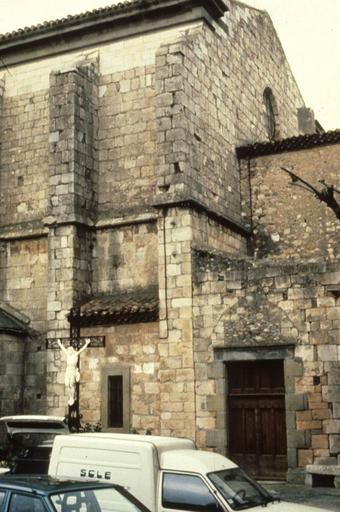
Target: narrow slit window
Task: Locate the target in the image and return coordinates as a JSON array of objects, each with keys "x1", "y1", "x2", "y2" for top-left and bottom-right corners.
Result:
[
  {"x1": 101, "y1": 366, "x2": 130, "y2": 431},
  {"x1": 263, "y1": 87, "x2": 279, "y2": 140}
]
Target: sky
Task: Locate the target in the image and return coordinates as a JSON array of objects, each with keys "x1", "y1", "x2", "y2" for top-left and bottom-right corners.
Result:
[{"x1": 0, "y1": 0, "x2": 339, "y2": 131}]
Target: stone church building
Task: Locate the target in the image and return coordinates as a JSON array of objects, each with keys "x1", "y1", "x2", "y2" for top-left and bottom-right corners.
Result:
[{"x1": 0, "y1": 0, "x2": 339, "y2": 482}]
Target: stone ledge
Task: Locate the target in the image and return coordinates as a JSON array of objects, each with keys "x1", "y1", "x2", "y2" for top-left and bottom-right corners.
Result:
[
  {"x1": 306, "y1": 464, "x2": 340, "y2": 488},
  {"x1": 306, "y1": 464, "x2": 340, "y2": 476}
]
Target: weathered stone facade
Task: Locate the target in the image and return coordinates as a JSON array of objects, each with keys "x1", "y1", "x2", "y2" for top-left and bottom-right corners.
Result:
[
  {"x1": 239, "y1": 143, "x2": 340, "y2": 260},
  {"x1": 0, "y1": 0, "x2": 338, "y2": 482},
  {"x1": 193, "y1": 250, "x2": 340, "y2": 480},
  {"x1": 233, "y1": 138, "x2": 340, "y2": 480}
]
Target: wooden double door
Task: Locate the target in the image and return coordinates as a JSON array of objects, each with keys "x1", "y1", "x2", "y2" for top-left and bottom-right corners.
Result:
[{"x1": 227, "y1": 360, "x2": 287, "y2": 480}]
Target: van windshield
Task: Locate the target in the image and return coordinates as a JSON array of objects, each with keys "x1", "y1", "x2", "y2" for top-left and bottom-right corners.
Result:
[
  {"x1": 50, "y1": 486, "x2": 148, "y2": 512},
  {"x1": 208, "y1": 468, "x2": 276, "y2": 510}
]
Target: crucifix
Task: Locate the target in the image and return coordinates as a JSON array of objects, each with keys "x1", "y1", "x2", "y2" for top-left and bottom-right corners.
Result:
[{"x1": 46, "y1": 306, "x2": 105, "y2": 432}]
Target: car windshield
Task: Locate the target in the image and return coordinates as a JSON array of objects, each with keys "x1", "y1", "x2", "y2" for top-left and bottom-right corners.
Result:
[
  {"x1": 12, "y1": 432, "x2": 56, "y2": 449},
  {"x1": 208, "y1": 468, "x2": 274, "y2": 510},
  {"x1": 2, "y1": 433, "x2": 60, "y2": 474},
  {"x1": 50, "y1": 486, "x2": 148, "y2": 512}
]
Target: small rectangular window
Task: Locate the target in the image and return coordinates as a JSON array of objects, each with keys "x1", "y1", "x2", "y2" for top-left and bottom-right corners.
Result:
[
  {"x1": 108, "y1": 375, "x2": 123, "y2": 428},
  {"x1": 101, "y1": 366, "x2": 130, "y2": 432}
]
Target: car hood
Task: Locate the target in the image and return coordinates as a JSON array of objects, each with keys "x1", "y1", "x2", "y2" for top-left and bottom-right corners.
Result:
[{"x1": 251, "y1": 500, "x2": 326, "y2": 511}]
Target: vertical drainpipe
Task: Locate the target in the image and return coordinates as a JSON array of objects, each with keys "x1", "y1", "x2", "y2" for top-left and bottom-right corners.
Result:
[
  {"x1": 160, "y1": 207, "x2": 168, "y2": 339},
  {"x1": 246, "y1": 157, "x2": 254, "y2": 256}
]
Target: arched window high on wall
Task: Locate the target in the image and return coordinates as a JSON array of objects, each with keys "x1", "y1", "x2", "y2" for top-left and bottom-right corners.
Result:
[{"x1": 263, "y1": 87, "x2": 279, "y2": 140}]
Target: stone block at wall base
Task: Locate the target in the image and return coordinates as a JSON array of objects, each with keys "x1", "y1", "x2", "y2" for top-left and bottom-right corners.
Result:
[
  {"x1": 330, "y1": 435, "x2": 340, "y2": 454},
  {"x1": 287, "y1": 467, "x2": 305, "y2": 484},
  {"x1": 206, "y1": 428, "x2": 226, "y2": 450}
]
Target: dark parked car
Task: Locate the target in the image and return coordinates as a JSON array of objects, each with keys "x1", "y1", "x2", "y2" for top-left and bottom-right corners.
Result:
[
  {"x1": 0, "y1": 474, "x2": 150, "y2": 512},
  {"x1": 0, "y1": 416, "x2": 70, "y2": 474}
]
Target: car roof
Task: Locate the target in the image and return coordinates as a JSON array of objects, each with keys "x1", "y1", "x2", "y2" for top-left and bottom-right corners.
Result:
[
  {"x1": 0, "y1": 475, "x2": 117, "y2": 496},
  {"x1": 0, "y1": 415, "x2": 66, "y2": 423},
  {"x1": 73, "y1": 433, "x2": 195, "y2": 453},
  {"x1": 0, "y1": 415, "x2": 69, "y2": 435},
  {"x1": 160, "y1": 449, "x2": 237, "y2": 473}
]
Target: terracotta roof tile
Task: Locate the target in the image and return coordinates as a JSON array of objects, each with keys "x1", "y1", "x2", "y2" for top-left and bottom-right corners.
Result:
[
  {"x1": 0, "y1": 1, "x2": 138, "y2": 41},
  {"x1": 236, "y1": 129, "x2": 340, "y2": 159},
  {"x1": 0, "y1": 0, "x2": 228, "y2": 43},
  {"x1": 75, "y1": 287, "x2": 159, "y2": 325}
]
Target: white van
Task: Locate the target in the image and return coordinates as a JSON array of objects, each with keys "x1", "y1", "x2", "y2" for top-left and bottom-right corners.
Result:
[{"x1": 48, "y1": 433, "x2": 323, "y2": 512}]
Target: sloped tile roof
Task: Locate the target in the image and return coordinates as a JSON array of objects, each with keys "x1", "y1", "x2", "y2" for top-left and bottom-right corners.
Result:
[
  {"x1": 0, "y1": 1, "x2": 136, "y2": 41},
  {"x1": 0, "y1": 0, "x2": 228, "y2": 43},
  {"x1": 75, "y1": 286, "x2": 159, "y2": 326},
  {"x1": 236, "y1": 129, "x2": 340, "y2": 159},
  {"x1": 0, "y1": 309, "x2": 28, "y2": 335}
]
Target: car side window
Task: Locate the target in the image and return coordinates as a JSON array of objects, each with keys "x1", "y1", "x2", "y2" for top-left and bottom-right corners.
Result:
[
  {"x1": 0, "y1": 491, "x2": 5, "y2": 509},
  {"x1": 162, "y1": 473, "x2": 223, "y2": 512},
  {"x1": 8, "y1": 493, "x2": 46, "y2": 512}
]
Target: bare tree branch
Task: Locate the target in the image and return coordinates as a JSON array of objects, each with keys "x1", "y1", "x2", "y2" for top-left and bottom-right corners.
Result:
[{"x1": 281, "y1": 167, "x2": 340, "y2": 220}]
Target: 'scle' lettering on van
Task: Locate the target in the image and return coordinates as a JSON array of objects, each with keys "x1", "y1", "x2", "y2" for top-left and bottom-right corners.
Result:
[{"x1": 80, "y1": 469, "x2": 111, "y2": 480}]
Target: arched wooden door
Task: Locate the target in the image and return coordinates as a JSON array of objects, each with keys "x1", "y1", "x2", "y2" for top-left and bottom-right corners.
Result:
[{"x1": 227, "y1": 360, "x2": 287, "y2": 480}]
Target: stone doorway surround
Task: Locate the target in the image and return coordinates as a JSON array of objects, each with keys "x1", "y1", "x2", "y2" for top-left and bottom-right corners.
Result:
[{"x1": 211, "y1": 345, "x2": 307, "y2": 482}]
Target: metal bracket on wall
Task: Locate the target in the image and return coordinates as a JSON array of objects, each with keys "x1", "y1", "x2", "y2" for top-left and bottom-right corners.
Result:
[{"x1": 45, "y1": 336, "x2": 105, "y2": 349}]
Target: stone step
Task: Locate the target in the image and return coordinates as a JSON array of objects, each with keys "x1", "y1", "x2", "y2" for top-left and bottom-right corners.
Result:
[{"x1": 306, "y1": 464, "x2": 340, "y2": 488}]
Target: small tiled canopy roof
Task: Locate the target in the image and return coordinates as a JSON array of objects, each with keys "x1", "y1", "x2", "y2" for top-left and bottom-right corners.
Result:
[
  {"x1": 73, "y1": 287, "x2": 159, "y2": 326},
  {"x1": 236, "y1": 129, "x2": 340, "y2": 159},
  {"x1": 0, "y1": 309, "x2": 28, "y2": 335}
]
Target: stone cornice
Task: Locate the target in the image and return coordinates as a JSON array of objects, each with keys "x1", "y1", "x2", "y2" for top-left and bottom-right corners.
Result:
[
  {"x1": 0, "y1": 212, "x2": 158, "y2": 241},
  {"x1": 153, "y1": 196, "x2": 251, "y2": 237}
]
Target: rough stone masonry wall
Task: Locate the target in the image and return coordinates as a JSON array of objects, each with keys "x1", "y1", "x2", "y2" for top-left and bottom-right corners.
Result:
[
  {"x1": 240, "y1": 144, "x2": 340, "y2": 261},
  {"x1": 192, "y1": 251, "x2": 340, "y2": 477},
  {"x1": 0, "y1": 78, "x2": 3, "y2": 169},
  {"x1": 157, "y1": 207, "x2": 196, "y2": 439},
  {"x1": 46, "y1": 65, "x2": 99, "y2": 415},
  {"x1": 94, "y1": 222, "x2": 158, "y2": 294},
  {"x1": 0, "y1": 238, "x2": 48, "y2": 416},
  {"x1": 154, "y1": 2, "x2": 304, "y2": 224},
  {"x1": 0, "y1": 23, "x2": 198, "y2": 419},
  {"x1": 98, "y1": 65, "x2": 157, "y2": 218},
  {"x1": 0, "y1": 238, "x2": 48, "y2": 329},
  {"x1": 0, "y1": 333, "x2": 25, "y2": 415},
  {"x1": 47, "y1": 64, "x2": 98, "y2": 338},
  {"x1": 191, "y1": 209, "x2": 247, "y2": 255},
  {"x1": 157, "y1": 204, "x2": 248, "y2": 441},
  {"x1": 0, "y1": 87, "x2": 49, "y2": 227},
  {"x1": 48, "y1": 322, "x2": 160, "y2": 427}
]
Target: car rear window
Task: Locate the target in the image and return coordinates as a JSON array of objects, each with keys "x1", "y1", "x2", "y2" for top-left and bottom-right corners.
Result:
[{"x1": 7, "y1": 422, "x2": 65, "y2": 429}]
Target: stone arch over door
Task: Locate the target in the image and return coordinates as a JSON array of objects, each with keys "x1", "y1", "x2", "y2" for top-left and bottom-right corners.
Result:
[{"x1": 214, "y1": 345, "x2": 306, "y2": 482}]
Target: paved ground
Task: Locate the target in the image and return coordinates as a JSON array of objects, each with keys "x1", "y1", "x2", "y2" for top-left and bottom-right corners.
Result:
[{"x1": 262, "y1": 482, "x2": 340, "y2": 511}]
